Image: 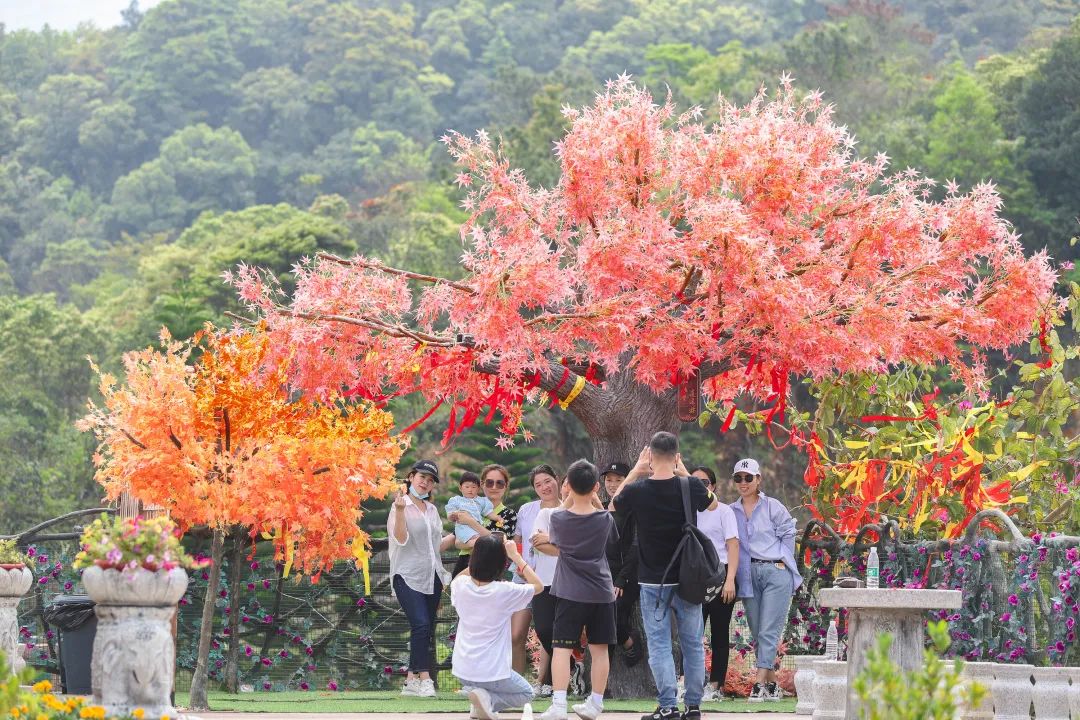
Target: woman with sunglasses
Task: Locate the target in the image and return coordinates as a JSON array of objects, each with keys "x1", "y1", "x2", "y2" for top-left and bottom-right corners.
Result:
[
  {"x1": 729, "y1": 458, "x2": 801, "y2": 703},
  {"x1": 512, "y1": 463, "x2": 563, "y2": 695},
  {"x1": 690, "y1": 466, "x2": 739, "y2": 702},
  {"x1": 449, "y1": 464, "x2": 518, "y2": 578}
]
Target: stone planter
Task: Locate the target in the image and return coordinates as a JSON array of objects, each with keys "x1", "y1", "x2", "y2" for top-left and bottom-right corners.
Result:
[
  {"x1": 1032, "y1": 666, "x2": 1071, "y2": 720},
  {"x1": 794, "y1": 654, "x2": 819, "y2": 715},
  {"x1": 957, "y1": 662, "x2": 996, "y2": 720},
  {"x1": 991, "y1": 663, "x2": 1033, "y2": 720},
  {"x1": 0, "y1": 565, "x2": 33, "y2": 675},
  {"x1": 812, "y1": 659, "x2": 847, "y2": 720},
  {"x1": 83, "y1": 566, "x2": 187, "y2": 719},
  {"x1": 1066, "y1": 667, "x2": 1080, "y2": 720}
]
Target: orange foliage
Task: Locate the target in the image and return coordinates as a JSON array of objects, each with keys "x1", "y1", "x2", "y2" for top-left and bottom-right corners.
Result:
[{"x1": 78, "y1": 325, "x2": 404, "y2": 577}]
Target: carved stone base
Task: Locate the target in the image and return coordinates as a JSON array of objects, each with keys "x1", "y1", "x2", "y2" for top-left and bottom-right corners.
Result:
[
  {"x1": 811, "y1": 660, "x2": 846, "y2": 720},
  {"x1": 958, "y1": 661, "x2": 996, "y2": 720},
  {"x1": 0, "y1": 566, "x2": 33, "y2": 676},
  {"x1": 1067, "y1": 667, "x2": 1080, "y2": 720},
  {"x1": 1031, "y1": 666, "x2": 1069, "y2": 720},
  {"x1": 990, "y1": 663, "x2": 1032, "y2": 720},
  {"x1": 83, "y1": 566, "x2": 187, "y2": 718},
  {"x1": 844, "y1": 607, "x2": 927, "y2": 720},
  {"x1": 793, "y1": 654, "x2": 819, "y2": 715}
]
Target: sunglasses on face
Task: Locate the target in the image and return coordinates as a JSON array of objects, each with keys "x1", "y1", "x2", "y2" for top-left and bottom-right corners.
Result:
[
  {"x1": 484, "y1": 479, "x2": 507, "y2": 489},
  {"x1": 733, "y1": 474, "x2": 755, "y2": 483}
]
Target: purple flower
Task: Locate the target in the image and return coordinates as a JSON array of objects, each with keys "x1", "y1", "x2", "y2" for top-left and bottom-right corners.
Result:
[
  {"x1": 279, "y1": 650, "x2": 289, "y2": 658},
  {"x1": 263, "y1": 614, "x2": 274, "y2": 624},
  {"x1": 305, "y1": 646, "x2": 313, "y2": 656},
  {"x1": 262, "y1": 681, "x2": 272, "y2": 690},
  {"x1": 261, "y1": 657, "x2": 272, "y2": 667},
  {"x1": 245, "y1": 646, "x2": 254, "y2": 657},
  {"x1": 327, "y1": 681, "x2": 339, "y2": 691},
  {"x1": 247, "y1": 582, "x2": 255, "y2": 591},
  {"x1": 250, "y1": 561, "x2": 260, "y2": 570},
  {"x1": 262, "y1": 579, "x2": 271, "y2": 589},
  {"x1": 1000, "y1": 612, "x2": 1012, "y2": 622},
  {"x1": 63, "y1": 581, "x2": 73, "y2": 591},
  {"x1": 356, "y1": 598, "x2": 367, "y2": 607},
  {"x1": 1008, "y1": 595, "x2": 1019, "y2": 606},
  {"x1": 299, "y1": 682, "x2": 310, "y2": 691},
  {"x1": 241, "y1": 614, "x2": 250, "y2": 623}
]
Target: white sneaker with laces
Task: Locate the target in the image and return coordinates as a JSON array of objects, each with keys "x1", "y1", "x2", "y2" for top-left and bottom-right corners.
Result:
[
  {"x1": 538, "y1": 703, "x2": 568, "y2": 720},
  {"x1": 418, "y1": 678, "x2": 436, "y2": 698},
  {"x1": 572, "y1": 698, "x2": 603, "y2": 720},
  {"x1": 676, "y1": 678, "x2": 685, "y2": 704},
  {"x1": 468, "y1": 687, "x2": 500, "y2": 720},
  {"x1": 537, "y1": 684, "x2": 554, "y2": 698},
  {"x1": 401, "y1": 677, "x2": 421, "y2": 696}
]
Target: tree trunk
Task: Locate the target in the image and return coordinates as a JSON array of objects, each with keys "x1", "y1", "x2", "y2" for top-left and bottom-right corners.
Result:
[
  {"x1": 224, "y1": 528, "x2": 245, "y2": 693},
  {"x1": 570, "y1": 371, "x2": 682, "y2": 700},
  {"x1": 188, "y1": 528, "x2": 225, "y2": 711}
]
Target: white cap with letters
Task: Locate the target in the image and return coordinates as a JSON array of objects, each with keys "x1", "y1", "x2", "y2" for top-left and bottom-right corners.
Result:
[{"x1": 733, "y1": 458, "x2": 760, "y2": 476}]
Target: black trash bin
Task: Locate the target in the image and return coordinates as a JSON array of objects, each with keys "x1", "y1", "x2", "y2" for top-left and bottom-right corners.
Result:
[{"x1": 43, "y1": 595, "x2": 96, "y2": 694}]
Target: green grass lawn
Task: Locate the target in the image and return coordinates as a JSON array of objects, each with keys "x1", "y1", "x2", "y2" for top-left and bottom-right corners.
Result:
[{"x1": 174, "y1": 690, "x2": 797, "y2": 713}]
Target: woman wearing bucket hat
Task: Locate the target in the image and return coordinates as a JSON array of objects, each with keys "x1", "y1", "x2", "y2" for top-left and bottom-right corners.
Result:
[
  {"x1": 729, "y1": 458, "x2": 801, "y2": 703},
  {"x1": 388, "y1": 459, "x2": 452, "y2": 698}
]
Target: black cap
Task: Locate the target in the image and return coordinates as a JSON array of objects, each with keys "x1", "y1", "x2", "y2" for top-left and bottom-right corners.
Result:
[
  {"x1": 601, "y1": 461, "x2": 630, "y2": 478},
  {"x1": 410, "y1": 460, "x2": 440, "y2": 483}
]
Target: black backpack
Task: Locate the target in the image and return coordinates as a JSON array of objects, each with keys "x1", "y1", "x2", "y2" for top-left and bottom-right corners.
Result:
[{"x1": 658, "y1": 476, "x2": 727, "y2": 605}]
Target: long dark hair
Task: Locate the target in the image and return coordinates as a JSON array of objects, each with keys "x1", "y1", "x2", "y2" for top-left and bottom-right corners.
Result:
[
  {"x1": 468, "y1": 535, "x2": 508, "y2": 582},
  {"x1": 690, "y1": 465, "x2": 717, "y2": 486}
]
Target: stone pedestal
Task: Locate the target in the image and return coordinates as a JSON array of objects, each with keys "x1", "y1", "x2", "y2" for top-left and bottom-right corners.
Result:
[
  {"x1": 1066, "y1": 667, "x2": 1080, "y2": 720},
  {"x1": 794, "y1": 654, "x2": 819, "y2": 715},
  {"x1": 83, "y1": 566, "x2": 187, "y2": 719},
  {"x1": 958, "y1": 661, "x2": 996, "y2": 720},
  {"x1": 990, "y1": 663, "x2": 1032, "y2": 720},
  {"x1": 819, "y1": 588, "x2": 962, "y2": 720},
  {"x1": 0, "y1": 566, "x2": 33, "y2": 675},
  {"x1": 1032, "y1": 666, "x2": 1070, "y2": 720},
  {"x1": 811, "y1": 659, "x2": 847, "y2": 720}
]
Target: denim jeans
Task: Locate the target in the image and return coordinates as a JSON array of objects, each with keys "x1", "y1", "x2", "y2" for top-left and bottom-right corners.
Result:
[
  {"x1": 458, "y1": 671, "x2": 535, "y2": 711},
  {"x1": 741, "y1": 563, "x2": 793, "y2": 671},
  {"x1": 393, "y1": 574, "x2": 442, "y2": 673},
  {"x1": 639, "y1": 584, "x2": 705, "y2": 708}
]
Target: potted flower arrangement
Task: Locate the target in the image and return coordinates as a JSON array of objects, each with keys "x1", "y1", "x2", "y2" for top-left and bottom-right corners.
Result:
[
  {"x1": 0, "y1": 539, "x2": 33, "y2": 676},
  {"x1": 73, "y1": 514, "x2": 206, "y2": 719}
]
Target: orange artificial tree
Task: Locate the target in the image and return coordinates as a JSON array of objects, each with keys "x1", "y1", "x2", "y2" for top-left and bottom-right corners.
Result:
[{"x1": 79, "y1": 325, "x2": 403, "y2": 709}]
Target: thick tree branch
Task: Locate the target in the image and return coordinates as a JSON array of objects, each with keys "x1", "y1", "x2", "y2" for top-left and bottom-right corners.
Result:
[{"x1": 316, "y1": 252, "x2": 476, "y2": 295}]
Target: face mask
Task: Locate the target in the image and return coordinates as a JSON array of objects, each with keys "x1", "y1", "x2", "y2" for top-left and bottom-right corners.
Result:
[{"x1": 409, "y1": 486, "x2": 430, "y2": 501}]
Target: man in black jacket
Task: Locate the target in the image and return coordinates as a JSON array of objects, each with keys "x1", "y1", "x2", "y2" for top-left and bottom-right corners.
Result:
[{"x1": 602, "y1": 461, "x2": 642, "y2": 667}]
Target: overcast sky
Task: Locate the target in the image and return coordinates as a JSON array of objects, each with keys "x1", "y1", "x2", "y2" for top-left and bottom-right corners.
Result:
[{"x1": 2, "y1": 0, "x2": 166, "y2": 31}]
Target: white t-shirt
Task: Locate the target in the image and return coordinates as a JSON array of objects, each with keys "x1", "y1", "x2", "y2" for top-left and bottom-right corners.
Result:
[
  {"x1": 450, "y1": 575, "x2": 534, "y2": 683},
  {"x1": 530, "y1": 507, "x2": 560, "y2": 585},
  {"x1": 515, "y1": 501, "x2": 559, "y2": 586},
  {"x1": 697, "y1": 502, "x2": 739, "y2": 565}
]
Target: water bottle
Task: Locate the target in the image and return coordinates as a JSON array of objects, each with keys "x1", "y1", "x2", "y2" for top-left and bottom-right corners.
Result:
[
  {"x1": 522, "y1": 704, "x2": 533, "y2": 720},
  {"x1": 866, "y1": 546, "x2": 880, "y2": 589},
  {"x1": 825, "y1": 619, "x2": 838, "y2": 660}
]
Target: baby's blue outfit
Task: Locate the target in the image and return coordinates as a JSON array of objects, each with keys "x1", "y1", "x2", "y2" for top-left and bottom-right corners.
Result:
[{"x1": 446, "y1": 495, "x2": 495, "y2": 543}]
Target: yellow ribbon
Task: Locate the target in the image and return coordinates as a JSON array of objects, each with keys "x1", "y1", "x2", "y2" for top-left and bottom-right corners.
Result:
[
  {"x1": 352, "y1": 539, "x2": 371, "y2": 596},
  {"x1": 559, "y1": 375, "x2": 587, "y2": 410}
]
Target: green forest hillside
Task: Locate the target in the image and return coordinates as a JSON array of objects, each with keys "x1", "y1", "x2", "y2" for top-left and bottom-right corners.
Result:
[{"x1": 2, "y1": 0, "x2": 1078, "y2": 530}]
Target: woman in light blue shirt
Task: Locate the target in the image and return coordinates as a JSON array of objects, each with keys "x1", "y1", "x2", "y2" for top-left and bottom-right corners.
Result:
[{"x1": 729, "y1": 458, "x2": 801, "y2": 703}]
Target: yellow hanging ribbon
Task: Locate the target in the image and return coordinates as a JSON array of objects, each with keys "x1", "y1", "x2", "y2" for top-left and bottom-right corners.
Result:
[
  {"x1": 259, "y1": 527, "x2": 295, "y2": 579},
  {"x1": 559, "y1": 375, "x2": 587, "y2": 410},
  {"x1": 352, "y1": 539, "x2": 371, "y2": 596}
]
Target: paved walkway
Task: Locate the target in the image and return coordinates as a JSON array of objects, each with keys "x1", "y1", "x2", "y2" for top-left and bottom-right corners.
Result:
[{"x1": 192, "y1": 713, "x2": 795, "y2": 720}]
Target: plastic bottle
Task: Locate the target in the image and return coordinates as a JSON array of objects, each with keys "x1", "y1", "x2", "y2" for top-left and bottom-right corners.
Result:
[
  {"x1": 866, "y1": 546, "x2": 880, "y2": 589},
  {"x1": 825, "y1": 619, "x2": 838, "y2": 660}
]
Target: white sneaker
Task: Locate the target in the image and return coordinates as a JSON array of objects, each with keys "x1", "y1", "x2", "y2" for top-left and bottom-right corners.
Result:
[
  {"x1": 538, "y1": 703, "x2": 568, "y2": 720},
  {"x1": 572, "y1": 698, "x2": 603, "y2": 720},
  {"x1": 701, "y1": 686, "x2": 724, "y2": 702},
  {"x1": 537, "y1": 684, "x2": 553, "y2": 698},
  {"x1": 676, "y1": 678, "x2": 685, "y2": 704},
  {"x1": 468, "y1": 687, "x2": 500, "y2": 720},
  {"x1": 401, "y1": 677, "x2": 421, "y2": 696},
  {"x1": 418, "y1": 678, "x2": 436, "y2": 698}
]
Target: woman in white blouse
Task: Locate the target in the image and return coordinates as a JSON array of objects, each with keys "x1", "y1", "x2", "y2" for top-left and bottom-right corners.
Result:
[{"x1": 387, "y1": 459, "x2": 452, "y2": 699}]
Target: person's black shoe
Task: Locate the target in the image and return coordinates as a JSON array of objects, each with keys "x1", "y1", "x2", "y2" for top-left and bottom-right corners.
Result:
[
  {"x1": 623, "y1": 637, "x2": 643, "y2": 667},
  {"x1": 641, "y1": 706, "x2": 679, "y2": 720},
  {"x1": 681, "y1": 705, "x2": 701, "y2": 720}
]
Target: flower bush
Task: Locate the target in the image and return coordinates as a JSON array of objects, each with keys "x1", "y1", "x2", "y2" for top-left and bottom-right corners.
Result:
[
  {"x1": 72, "y1": 514, "x2": 204, "y2": 572},
  {"x1": 1, "y1": 654, "x2": 145, "y2": 720},
  {"x1": 0, "y1": 539, "x2": 30, "y2": 567}
]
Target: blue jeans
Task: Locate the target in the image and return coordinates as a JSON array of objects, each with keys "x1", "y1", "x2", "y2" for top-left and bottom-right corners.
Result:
[
  {"x1": 458, "y1": 671, "x2": 534, "y2": 711},
  {"x1": 639, "y1": 584, "x2": 705, "y2": 708},
  {"x1": 741, "y1": 563, "x2": 793, "y2": 671},
  {"x1": 393, "y1": 574, "x2": 442, "y2": 673}
]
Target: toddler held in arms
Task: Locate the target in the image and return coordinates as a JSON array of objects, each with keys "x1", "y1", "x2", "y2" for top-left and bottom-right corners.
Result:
[{"x1": 446, "y1": 471, "x2": 504, "y2": 547}]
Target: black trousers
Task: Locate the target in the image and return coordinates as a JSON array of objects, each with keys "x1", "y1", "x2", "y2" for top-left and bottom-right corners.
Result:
[
  {"x1": 702, "y1": 594, "x2": 736, "y2": 684},
  {"x1": 532, "y1": 586, "x2": 556, "y2": 684},
  {"x1": 614, "y1": 581, "x2": 640, "y2": 646}
]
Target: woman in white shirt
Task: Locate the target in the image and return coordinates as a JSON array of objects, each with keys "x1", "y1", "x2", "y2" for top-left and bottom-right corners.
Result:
[
  {"x1": 691, "y1": 466, "x2": 740, "y2": 702},
  {"x1": 453, "y1": 535, "x2": 544, "y2": 719},
  {"x1": 511, "y1": 464, "x2": 562, "y2": 692},
  {"x1": 387, "y1": 460, "x2": 452, "y2": 699}
]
